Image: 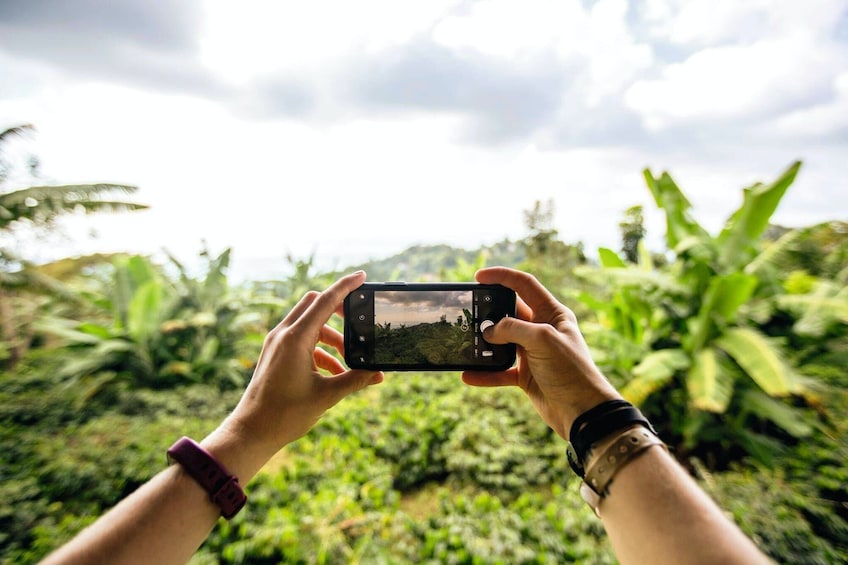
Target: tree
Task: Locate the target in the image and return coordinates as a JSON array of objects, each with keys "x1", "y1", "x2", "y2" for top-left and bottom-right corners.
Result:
[
  {"x1": 519, "y1": 199, "x2": 587, "y2": 302},
  {"x1": 0, "y1": 124, "x2": 147, "y2": 368},
  {"x1": 0, "y1": 124, "x2": 145, "y2": 236},
  {"x1": 619, "y1": 205, "x2": 646, "y2": 264}
]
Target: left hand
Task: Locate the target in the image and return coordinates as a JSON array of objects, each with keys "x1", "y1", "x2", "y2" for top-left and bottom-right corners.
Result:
[{"x1": 221, "y1": 270, "x2": 383, "y2": 459}]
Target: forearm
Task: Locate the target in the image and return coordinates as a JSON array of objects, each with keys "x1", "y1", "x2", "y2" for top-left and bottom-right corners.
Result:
[
  {"x1": 41, "y1": 427, "x2": 275, "y2": 565},
  {"x1": 597, "y1": 448, "x2": 771, "y2": 565},
  {"x1": 41, "y1": 465, "x2": 219, "y2": 565}
]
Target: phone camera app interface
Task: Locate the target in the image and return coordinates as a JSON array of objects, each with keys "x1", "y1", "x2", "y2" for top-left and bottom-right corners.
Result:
[{"x1": 375, "y1": 290, "x2": 474, "y2": 366}]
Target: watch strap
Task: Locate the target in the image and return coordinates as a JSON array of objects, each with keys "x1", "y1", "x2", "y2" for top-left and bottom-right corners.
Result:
[
  {"x1": 580, "y1": 426, "x2": 666, "y2": 515},
  {"x1": 167, "y1": 436, "x2": 247, "y2": 519}
]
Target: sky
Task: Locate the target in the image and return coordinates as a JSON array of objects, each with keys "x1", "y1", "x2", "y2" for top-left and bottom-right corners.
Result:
[
  {"x1": 376, "y1": 290, "x2": 469, "y2": 327},
  {"x1": 1, "y1": 0, "x2": 846, "y2": 281}
]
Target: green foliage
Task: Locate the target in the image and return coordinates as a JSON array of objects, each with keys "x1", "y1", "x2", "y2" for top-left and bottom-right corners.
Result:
[
  {"x1": 2, "y1": 150, "x2": 846, "y2": 563},
  {"x1": 195, "y1": 376, "x2": 616, "y2": 564},
  {"x1": 0, "y1": 371, "x2": 236, "y2": 563},
  {"x1": 35, "y1": 249, "x2": 276, "y2": 396},
  {"x1": 703, "y1": 464, "x2": 848, "y2": 563},
  {"x1": 577, "y1": 162, "x2": 824, "y2": 467},
  {"x1": 0, "y1": 124, "x2": 145, "y2": 371},
  {"x1": 4, "y1": 343, "x2": 847, "y2": 564}
]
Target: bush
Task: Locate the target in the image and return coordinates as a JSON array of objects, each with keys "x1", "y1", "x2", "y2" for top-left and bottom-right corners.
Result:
[
  {"x1": 703, "y1": 465, "x2": 848, "y2": 564},
  {"x1": 0, "y1": 381, "x2": 229, "y2": 564},
  {"x1": 5, "y1": 367, "x2": 848, "y2": 563}
]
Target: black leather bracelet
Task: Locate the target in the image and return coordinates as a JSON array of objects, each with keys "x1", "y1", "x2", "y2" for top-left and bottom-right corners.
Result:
[
  {"x1": 567, "y1": 400, "x2": 657, "y2": 478},
  {"x1": 569, "y1": 399, "x2": 632, "y2": 444}
]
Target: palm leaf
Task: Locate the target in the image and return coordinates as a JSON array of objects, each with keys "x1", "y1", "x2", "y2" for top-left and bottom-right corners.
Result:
[
  {"x1": 0, "y1": 183, "x2": 146, "y2": 228},
  {"x1": 2, "y1": 183, "x2": 139, "y2": 200},
  {"x1": 777, "y1": 292, "x2": 848, "y2": 337},
  {"x1": 598, "y1": 247, "x2": 626, "y2": 268},
  {"x1": 687, "y1": 273, "x2": 759, "y2": 352},
  {"x1": 34, "y1": 317, "x2": 106, "y2": 345},
  {"x1": 717, "y1": 161, "x2": 801, "y2": 270},
  {"x1": 59, "y1": 339, "x2": 136, "y2": 379},
  {"x1": 739, "y1": 389, "x2": 814, "y2": 438},
  {"x1": 687, "y1": 348, "x2": 734, "y2": 413},
  {"x1": 714, "y1": 327, "x2": 800, "y2": 396},
  {"x1": 642, "y1": 169, "x2": 710, "y2": 250},
  {"x1": 127, "y1": 279, "x2": 163, "y2": 343},
  {"x1": 622, "y1": 348, "x2": 690, "y2": 405},
  {"x1": 745, "y1": 225, "x2": 807, "y2": 275},
  {"x1": 0, "y1": 124, "x2": 35, "y2": 145}
]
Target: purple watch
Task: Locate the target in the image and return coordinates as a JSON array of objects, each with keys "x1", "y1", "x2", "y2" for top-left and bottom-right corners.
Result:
[{"x1": 166, "y1": 436, "x2": 247, "y2": 519}]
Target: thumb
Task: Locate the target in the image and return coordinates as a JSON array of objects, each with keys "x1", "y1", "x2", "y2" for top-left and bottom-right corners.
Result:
[
  {"x1": 483, "y1": 315, "x2": 534, "y2": 348},
  {"x1": 323, "y1": 369, "x2": 384, "y2": 405}
]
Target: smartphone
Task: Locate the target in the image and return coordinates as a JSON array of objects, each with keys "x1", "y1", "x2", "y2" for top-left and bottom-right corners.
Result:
[{"x1": 344, "y1": 282, "x2": 517, "y2": 371}]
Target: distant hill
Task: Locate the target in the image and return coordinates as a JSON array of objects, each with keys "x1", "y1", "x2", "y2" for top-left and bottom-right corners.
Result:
[{"x1": 345, "y1": 239, "x2": 525, "y2": 281}]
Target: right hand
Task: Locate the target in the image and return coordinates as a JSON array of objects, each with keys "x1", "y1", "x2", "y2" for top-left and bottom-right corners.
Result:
[{"x1": 462, "y1": 267, "x2": 621, "y2": 440}]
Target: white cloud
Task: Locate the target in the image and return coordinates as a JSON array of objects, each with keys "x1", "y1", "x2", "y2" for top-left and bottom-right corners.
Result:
[
  {"x1": 432, "y1": 0, "x2": 652, "y2": 103},
  {"x1": 642, "y1": 0, "x2": 844, "y2": 46},
  {"x1": 1, "y1": 0, "x2": 846, "y2": 281},
  {"x1": 432, "y1": 0, "x2": 584, "y2": 59},
  {"x1": 767, "y1": 71, "x2": 848, "y2": 138},
  {"x1": 624, "y1": 35, "x2": 841, "y2": 129},
  {"x1": 198, "y1": 0, "x2": 459, "y2": 83}
]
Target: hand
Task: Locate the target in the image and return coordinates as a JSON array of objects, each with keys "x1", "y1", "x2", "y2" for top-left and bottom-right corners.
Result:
[
  {"x1": 462, "y1": 267, "x2": 620, "y2": 439},
  {"x1": 220, "y1": 271, "x2": 383, "y2": 459}
]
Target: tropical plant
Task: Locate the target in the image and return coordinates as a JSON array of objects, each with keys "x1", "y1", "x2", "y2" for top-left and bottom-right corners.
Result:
[
  {"x1": 160, "y1": 247, "x2": 276, "y2": 386},
  {"x1": 36, "y1": 249, "x2": 272, "y2": 402},
  {"x1": 35, "y1": 254, "x2": 173, "y2": 400},
  {"x1": 0, "y1": 123, "x2": 146, "y2": 368},
  {"x1": 576, "y1": 161, "x2": 821, "y2": 465}
]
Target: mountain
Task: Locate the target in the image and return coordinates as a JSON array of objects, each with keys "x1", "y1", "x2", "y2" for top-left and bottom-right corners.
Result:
[{"x1": 345, "y1": 239, "x2": 525, "y2": 281}]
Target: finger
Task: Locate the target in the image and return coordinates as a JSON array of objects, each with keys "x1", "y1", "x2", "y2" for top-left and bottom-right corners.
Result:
[
  {"x1": 462, "y1": 367, "x2": 519, "y2": 388},
  {"x1": 314, "y1": 346, "x2": 346, "y2": 374},
  {"x1": 516, "y1": 295, "x2": 533, "y2": 321},
  {"x1": 297, "y1": 271, "x2": 366, "y2": 334},
  {"x1": 482, "y1": 315, "x2": 549, "y2": 350},
  {"x1": 319, "y1": 324, "x2": 344, "y2": 355},
  {"x1": 279, "y1": 290, "x2": 320, "y2": 328},
  {"x1": 321, "y1": 369, "x2": 385, "y2": 405},
  {"x1": 475, "y1": 267, "x2": 559, "y2": 321}
]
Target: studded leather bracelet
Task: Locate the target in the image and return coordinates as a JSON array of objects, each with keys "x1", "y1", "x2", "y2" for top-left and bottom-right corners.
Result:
[{"x1": 579, "y1": 426, "x2": 667, "y2": 515}]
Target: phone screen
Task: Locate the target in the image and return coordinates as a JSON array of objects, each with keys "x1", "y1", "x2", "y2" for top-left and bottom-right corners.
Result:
[{"x1": 344, "y1": 283, "x2": 516, "y2": 371}]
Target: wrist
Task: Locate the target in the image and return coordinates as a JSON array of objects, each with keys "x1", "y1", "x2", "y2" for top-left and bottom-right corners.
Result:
[
  {"x1": 553, "y1": 389, "x2": 623, "y2": 440},
  {"x1": 200, "y1": 423, "x2": 278, "y2": 485},
  {"x1": 565, "y1": 398, "x2": 658, "y2": 479},
  {"x1": 167, "y1": 437, "x2": 247, "y2": 519}
]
